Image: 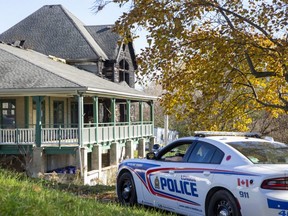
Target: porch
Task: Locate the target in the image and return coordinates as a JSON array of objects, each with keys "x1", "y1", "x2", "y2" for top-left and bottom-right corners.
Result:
[
  {"x1": 0, "y1": 122, "x2": 153, "y2": 147},
  {"x1": 0, "y1": 95, "x2": 156, "y2": 185}
]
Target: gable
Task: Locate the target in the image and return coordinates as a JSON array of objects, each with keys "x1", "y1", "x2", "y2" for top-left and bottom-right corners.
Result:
[
  {"x1": 0, "y1": 5, "x2": 107, "y2": 60},
  {"x1": 85, "y1": 25, "x2": 121, "y2": 60}
]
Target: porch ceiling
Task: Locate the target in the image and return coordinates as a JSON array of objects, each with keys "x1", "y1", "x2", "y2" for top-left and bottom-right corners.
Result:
[{"x1": 0, "y1": 43, "x2": 158, "y2": 101}]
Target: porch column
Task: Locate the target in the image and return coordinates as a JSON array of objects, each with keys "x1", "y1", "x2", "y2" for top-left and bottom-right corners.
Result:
[
  {"x1": 149, "y1": 136, "x2": 155, "y2": 152},
  {"x1": 24, "y1": 97, "x2": 29, "y2": 128},
  {"x1": 81, "y1": 147, "x2": 88, "y2": 185},
  {"x1": 111, "y1": 98, "x2": 116, "y2": 140},
  {"x1": 93, "y1": 96, "x2": 99, "y2": 142},
  {"x1": 78, "y1": 94, "x2": 84, "y2": 147},
  {"x1": 33, "y1": 96, "x2": 44, "y2": 147},
  {"x1": 125, "y1": 139, "x2": 134, "y2": 159},
  {"x1": 31, "y1": 147, "x2": 45, "y2": 177},
  {"x1": 126, "y1": 100, "x2": 131, "y2": 137},
  {"x1": 91, "y1": 144, "x2": 102, "y2": 175},
  {"x1": 138, "y1": 138, "x2": 145, "y2": 158},
  {"x1": 139, "y1": 101, "x2": 144, "y2": 137},
  {"x1": 150, "y1": 100, "x2": 155, "y2": 131},
  {"x1": 110, "y1": 142, "x2": 119, "y2": 166}
]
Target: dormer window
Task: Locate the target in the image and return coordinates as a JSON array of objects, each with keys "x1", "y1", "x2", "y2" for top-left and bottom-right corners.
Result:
[
  {"x1": 119, "y1": 59, "x2": 130, "y2": 85},
  {"x1": 119, "y1": 59, "x2": 129, "y2": 71}
]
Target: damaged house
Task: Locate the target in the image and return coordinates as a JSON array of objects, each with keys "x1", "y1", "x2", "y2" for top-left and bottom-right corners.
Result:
[{"x1": 0, "y1": 5, "x2": 156, "y2": 184}]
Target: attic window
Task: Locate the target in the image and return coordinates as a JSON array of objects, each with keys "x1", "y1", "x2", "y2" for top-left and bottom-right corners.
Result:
[
  {"x1": 119, "y1": 59, "x2": 129, "y2": 71},
  {"x1": 122, "y1": 44, "x2": 126, "y2": 51}
]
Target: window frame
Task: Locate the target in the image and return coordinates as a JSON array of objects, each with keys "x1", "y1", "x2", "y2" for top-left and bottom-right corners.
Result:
[{"x1": 186, "y1": 141, "x2": 224, "y2": 164}]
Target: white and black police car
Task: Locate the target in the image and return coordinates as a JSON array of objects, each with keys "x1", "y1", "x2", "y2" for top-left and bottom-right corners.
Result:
[{"x1": 116, "y1": 131, "x2": 288, "y2": 216}]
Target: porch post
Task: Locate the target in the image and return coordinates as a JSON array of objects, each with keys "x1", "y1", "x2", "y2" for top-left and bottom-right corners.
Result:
[
  {"x1": 149, "y1": 136, "x2": 155, "y2": 152},
  {"x1": 77, "y1": 93, "x2": 86, "y2": 179},
  {"x1": 126, "y1": 100, "x2": 131, "y2": 137},
  {"x1": 93, "y1": 96, "x2": 99, "y2": 142},
  {"x1": 150, "y1": 101, "x2": 155, "y2": 146},
  {"x1": 91, "y1": 144, "x2": 102, "y2": 176},
  {"x1": 111, "y1": 98, "x2": 116, "y2": 140},
  {"x1": 24, "y1": 97, "x2": 29, "y2": 128},
  {"x1": 139, "y1": 101, "x2": 144, "y2": 137},
  {"x1": 33, "y1": 96, "x2": 44, "y2": 147},
  {"x1": 125, "y1": 139, "x2": 134, "y2": 159},
  {"x1": 78, "y1": 94, "x2": 84, "y2": 147},
  {"x1": 110, "y1": 141, "x2": 119, "y2": 166},
  {"x1": 32, "y1": 147, "x2": 45, "y2": 177},
  {"x1": 150, "y1": 101, "x2": 154, "y2": 130},
  {"x1": 138, "y1": 138, "x2": 145, "y2": 158}
]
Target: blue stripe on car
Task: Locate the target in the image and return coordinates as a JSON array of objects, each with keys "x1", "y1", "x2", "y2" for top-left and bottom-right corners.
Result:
[{"x1": 267, "y1": 199, "x2": 288, "y2": 209}]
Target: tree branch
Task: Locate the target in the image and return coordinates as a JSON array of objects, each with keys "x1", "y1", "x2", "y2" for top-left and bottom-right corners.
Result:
[
  {"x1": 244, "y1": 51, "x2": 277, "y2": 78},
  {"x1": 207, "y1": 1, "x2": 283, "y2": 47}
]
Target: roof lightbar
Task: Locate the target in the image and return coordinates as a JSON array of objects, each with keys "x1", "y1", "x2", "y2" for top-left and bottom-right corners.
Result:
[{"x1": 194, "y1": 131, "x2": 262, "y2": 138}]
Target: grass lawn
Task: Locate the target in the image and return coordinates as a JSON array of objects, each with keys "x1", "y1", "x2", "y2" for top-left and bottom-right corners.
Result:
[{"x1": 0, "y1": 169, "x2": 173, "y2": 216}]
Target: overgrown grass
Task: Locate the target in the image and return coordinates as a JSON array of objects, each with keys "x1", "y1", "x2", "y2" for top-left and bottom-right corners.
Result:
[{"x1": 0, "y1": 169, "x2": 172, "y2": 216}]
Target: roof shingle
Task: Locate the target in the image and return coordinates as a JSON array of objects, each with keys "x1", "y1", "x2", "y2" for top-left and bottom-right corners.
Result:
[
  {"x1": 0, "y1": 43, "x2": 156, "y2": 100},
  {"x1": 0, "y1": 5, "x2": 108, "y2": 60}
]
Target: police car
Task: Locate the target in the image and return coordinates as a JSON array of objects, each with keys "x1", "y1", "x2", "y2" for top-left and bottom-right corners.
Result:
[{"x1": 116, "y1": 131, "x2": 288, "y2": 216}]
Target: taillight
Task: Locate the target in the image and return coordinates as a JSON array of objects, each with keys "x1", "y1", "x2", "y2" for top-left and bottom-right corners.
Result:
[{"x1": 261, "y1": 177, "x2": 288, "y2": 190}]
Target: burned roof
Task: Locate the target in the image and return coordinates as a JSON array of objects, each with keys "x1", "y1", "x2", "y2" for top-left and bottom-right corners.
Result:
[{"x1": 0, "y1": 43, "x2": 156, "y2": 100}]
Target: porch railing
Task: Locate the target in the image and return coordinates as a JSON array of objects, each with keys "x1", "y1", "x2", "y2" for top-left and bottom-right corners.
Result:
[
  {"x1": 0, "y1": 128, "x2": 34, "y2": 144},
  {"x1": 42, "y1": 127, "x2": 78, "y2": 145},
  {"x1": 0, "y1": 121, "x2": 153, "y2": 146},
  {"x1": 82, "y1": 122, "x2": 153, "y2": 144}
]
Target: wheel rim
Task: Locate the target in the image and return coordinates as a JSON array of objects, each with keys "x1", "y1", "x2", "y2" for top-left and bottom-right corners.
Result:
[
  {"x1": 121, "y1": 179, "x2": 132, "y2": 202},
  {"x1": 216, "y1": 200, "x2": 232, "y2": 216}
]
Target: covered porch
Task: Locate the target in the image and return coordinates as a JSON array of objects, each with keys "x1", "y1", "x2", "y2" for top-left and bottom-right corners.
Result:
[
  {"x1": 0, "y1": 93, "x2": 155, "y2": 185},
  {"x1": 0, "y1": 43, "x2": 157, "y2": 184}
]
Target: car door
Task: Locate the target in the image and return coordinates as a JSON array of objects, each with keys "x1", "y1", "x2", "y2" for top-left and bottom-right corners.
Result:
[
  {"x1": 175, "y1": 141, "x2": 224, "y2": 215},
  {"x1": 143, "y1": 140, "x2": 195, "y2": 213}
]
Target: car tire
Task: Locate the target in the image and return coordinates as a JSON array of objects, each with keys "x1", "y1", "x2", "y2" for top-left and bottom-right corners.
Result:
[
  {"x1": 207, "y1": 190, "x2": 241, "y2": 216},
  {"x1": 117, "y1": 172, "x2": 137, "y2": 206}
]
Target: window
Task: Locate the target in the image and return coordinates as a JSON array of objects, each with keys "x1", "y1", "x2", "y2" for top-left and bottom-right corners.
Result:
[
  {"x1": 119, "y1": 59, "x2": 130, "y2": 85},
  {"x1": 187, "y1": 142, "x2": 224, "y2": 164},
  {"x1": 53, "y1": 101, "x2": 64, "y2": 127},
  {"x1": 1, "y1": 100, "x2": 16, "y2": 128},
  {"x1": 159, "y1": 142, "x2": 192, "y2": 162},
  {"x1": 227, "y1": 141, "x2": 288, "y2": 164}
]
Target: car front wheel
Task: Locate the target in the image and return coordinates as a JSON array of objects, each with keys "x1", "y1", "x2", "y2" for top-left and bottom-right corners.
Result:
[
  {"x1": 207, "y1": 190, "x2": 241, "y2": 216},
  {"x1": 117, "y1": 172, "x2": 137, "y2": 206}
]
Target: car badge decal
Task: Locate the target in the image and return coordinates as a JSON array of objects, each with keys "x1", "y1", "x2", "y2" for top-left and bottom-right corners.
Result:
[{"x1": 155, "y1": 176, "x2": 160, "y2": 189}]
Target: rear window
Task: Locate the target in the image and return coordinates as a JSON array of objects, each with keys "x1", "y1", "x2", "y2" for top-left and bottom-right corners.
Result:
[{"x1": 227, "y1": 141, "x2": 288, "y2": 164}]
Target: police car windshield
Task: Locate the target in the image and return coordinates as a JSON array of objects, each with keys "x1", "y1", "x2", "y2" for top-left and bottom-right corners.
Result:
[{"x1": 227, "y1": 141, "x2": 288, "y2": 164}]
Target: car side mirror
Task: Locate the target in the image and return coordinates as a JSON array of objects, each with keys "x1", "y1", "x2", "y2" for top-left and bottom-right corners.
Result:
[{"x1": 146, "y1": 152, "x2": 156, "y2": 159}]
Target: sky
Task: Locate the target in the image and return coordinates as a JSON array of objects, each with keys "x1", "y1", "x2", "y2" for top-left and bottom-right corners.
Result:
[{"x1": 0, "y1": 0, "x2": 146, "y2": 54}]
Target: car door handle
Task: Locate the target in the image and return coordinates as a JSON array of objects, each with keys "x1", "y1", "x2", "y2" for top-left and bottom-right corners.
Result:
[
  {"x1": 203, "y1": 171, "x2": 210, "y2": 176},
  {"x1": 169, "y1": 170, "x2": 175, "y2": 175}
]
